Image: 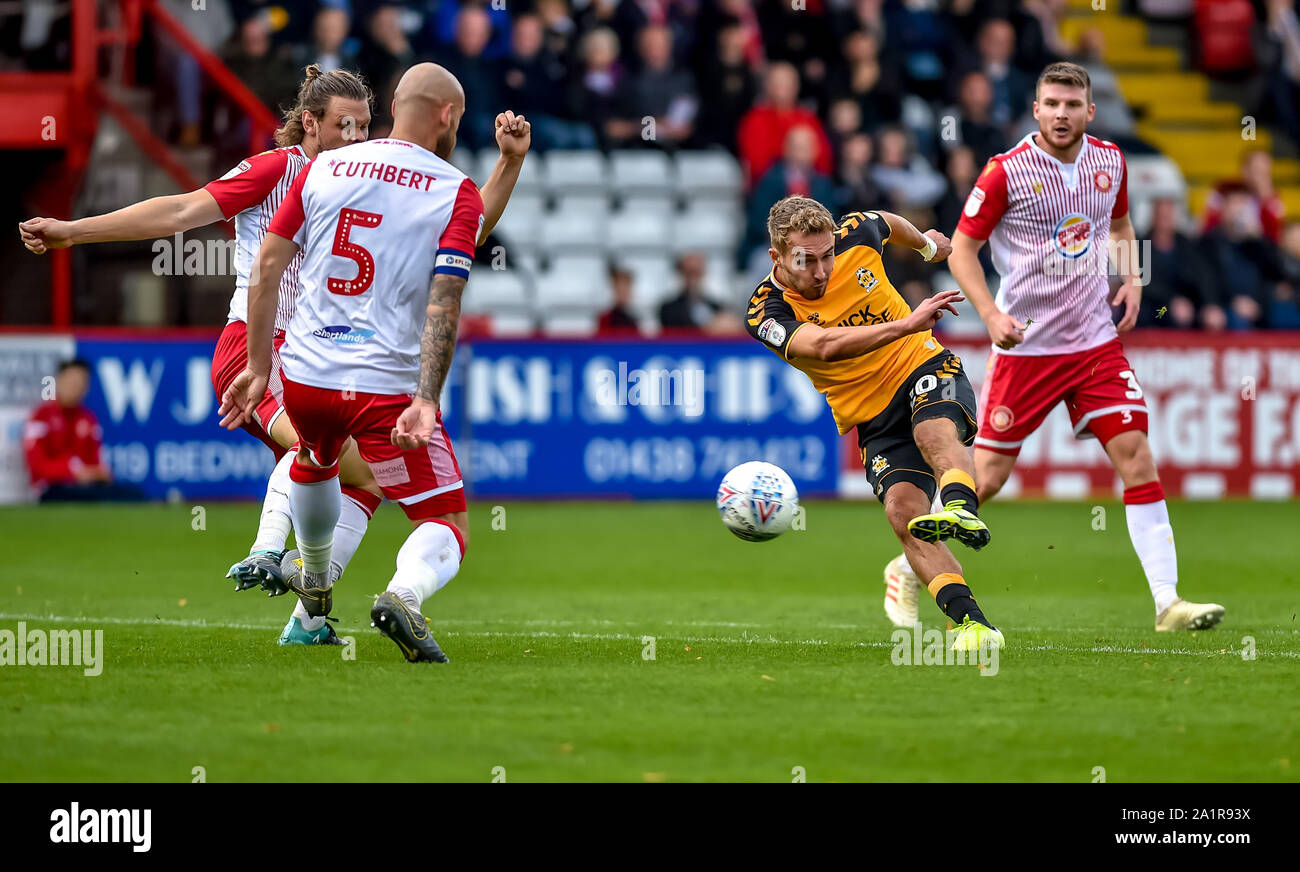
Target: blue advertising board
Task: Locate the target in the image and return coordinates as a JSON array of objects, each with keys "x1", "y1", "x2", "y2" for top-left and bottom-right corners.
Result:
[
  {"x1": 75, "y1": 335, "x2": 275, "y2": 500},
  {"x1": 67, "y1": 335, "x2": 839, "y2": 501},
  {"x1": 442, "y1": 339, "x2": 838, "y2": 499}
]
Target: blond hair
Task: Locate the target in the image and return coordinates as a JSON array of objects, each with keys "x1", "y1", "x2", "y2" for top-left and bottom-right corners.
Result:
[
  {"x1": 1036, "y1": 61, "x2": 1092, "y2": 105},
  {"x1": 767, "y1": 196, "x2": 835, "y2": 252},
  {"x1": 274, "y1": 65, "x2": 373, "y2": 147}
]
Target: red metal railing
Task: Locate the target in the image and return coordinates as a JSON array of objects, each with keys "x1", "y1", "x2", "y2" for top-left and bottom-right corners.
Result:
[
  {"x1": 7, "y1": 0, "x2": 283, "y2": 326},
  {"x1": 140, "y1": 0, "x2": 279, "y2": 156}
]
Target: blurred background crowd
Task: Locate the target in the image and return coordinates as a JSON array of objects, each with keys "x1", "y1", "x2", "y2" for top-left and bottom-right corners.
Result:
[{"x1": 6, "y1": 0, "x2": 1300, "y2": 334}]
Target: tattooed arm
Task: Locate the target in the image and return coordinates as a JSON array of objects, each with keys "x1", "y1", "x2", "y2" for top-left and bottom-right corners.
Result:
[{"x1": 392, "y1": 272, "x2": 467, "y2": 449}]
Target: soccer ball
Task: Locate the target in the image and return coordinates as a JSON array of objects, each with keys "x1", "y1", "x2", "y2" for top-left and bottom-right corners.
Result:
[{"x1": 716, "y1": 461, "x2": 800, "y2": 542}]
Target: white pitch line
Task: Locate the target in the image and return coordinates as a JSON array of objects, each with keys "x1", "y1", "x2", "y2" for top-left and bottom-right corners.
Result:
[{"x1": 0, "y1": 612, "x2": 1294, "y2": 658}]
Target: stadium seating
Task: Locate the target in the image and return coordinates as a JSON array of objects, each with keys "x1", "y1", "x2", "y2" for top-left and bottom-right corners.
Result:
[{"x1": 457, "y1": 149, "x2": 751, "y2": 328}]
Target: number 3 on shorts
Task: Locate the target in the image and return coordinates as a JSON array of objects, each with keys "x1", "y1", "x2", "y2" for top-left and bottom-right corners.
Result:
[{"x1": 1118, "y1": 369, "x2": 1143, "y2": 400}]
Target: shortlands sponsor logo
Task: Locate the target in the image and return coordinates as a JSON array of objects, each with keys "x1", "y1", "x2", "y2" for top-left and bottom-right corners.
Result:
[
  {"x1": 312, "y1": 325, "x2": 375, "y2": 344},
  {"x1": 49, "y1": 803, "x2": 151, "y2": 852}
]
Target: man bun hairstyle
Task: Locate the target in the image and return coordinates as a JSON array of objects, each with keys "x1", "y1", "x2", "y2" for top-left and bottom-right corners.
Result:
[{"x1": 274, "y1": 65, "x2": 373, "y2": 147}]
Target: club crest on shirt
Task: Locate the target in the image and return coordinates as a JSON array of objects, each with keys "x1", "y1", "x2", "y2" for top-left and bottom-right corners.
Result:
[
  {"x1": 1052, "y1": 213, "x2": 1092, "y2": 259},
  {"x1": 1094, "y1": 170, "x2": 1112, "y2": 192},
  {"x1": 990, "y1": 406, "x2": 1015, "y2": 432},
  {"x1": 856, "y1": 267, "x2": 878, "y2": 292},
  {"x1": 1031, "y1": 179, "x2": 1044, "y2": 195}
]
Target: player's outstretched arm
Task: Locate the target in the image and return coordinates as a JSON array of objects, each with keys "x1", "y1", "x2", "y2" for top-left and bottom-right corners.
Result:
[
  {"x1": 875, "y1": 211, "x2": 952, "y2": 262},
  {"x1": 393, "y1": 273, "x2": 468, "y2": 450},
  {"x1": 218, "y1": 232, "x2": 298, "y2": 429},
  {"x1": 18, "y1": 190, "x2": 225, "y2": 254},
  {"x1": 476, "y1": 110, "x2": 532, "y2": 245},
  {"x1": 950, "y1": 229, "x2": 1025, "y2": 349},
  {"x1": 786, "y1": 290, "x2": 964, "y2": 361}
]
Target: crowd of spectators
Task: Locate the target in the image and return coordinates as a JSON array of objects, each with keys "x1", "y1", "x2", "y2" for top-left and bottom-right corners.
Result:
[
  {"x1": 194, "y1": 0, "x2": 1300, "y2": 334},
  {"x1": 8, "y1": 0, "x2": 1300, "y2": 333},
  {"x1": 1145, "y1": 150, "x2": 1300, "y2": 330}
]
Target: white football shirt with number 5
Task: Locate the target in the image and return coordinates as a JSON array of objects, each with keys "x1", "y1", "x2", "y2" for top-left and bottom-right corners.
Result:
[{"x1": 268, "y1": 137, "x2": 485, "y2": 396}]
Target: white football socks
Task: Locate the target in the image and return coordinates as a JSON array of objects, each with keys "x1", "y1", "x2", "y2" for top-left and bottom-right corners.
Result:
[
  {"x1": 293, "y1": 600, "x2": 326, "y2": 633},
  {"x1": 289, "y1": 474, "x2": 340, "y2": 579},
  {"x1": 387, "y1": 521, "x2": 463, "y2": 613},
  {"x1": 1125, "y1": 490, "x2": 1179, "y2": 614},
  {"x1": 250, "y1": 451, "x2": 295, "y2": 555},
  {"x1": 330, "y1": 492, "x2": 372, "y2": 578},
  {"x1": 286, "y1": 489, "x2": 376, "y2": 632}
]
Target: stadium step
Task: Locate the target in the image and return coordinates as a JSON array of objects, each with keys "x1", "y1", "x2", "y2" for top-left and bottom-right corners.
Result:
[
  {"x1": 1105, "y1": 44, "x2": 1183, "y2": 71},
  {"x1": 1059, "y1": 15, "x2": 1150, "y2": 50},
  {"x1": 1088, "y1": 9, "x2": 1298, "y2": 221},
  {"x1": 1115, "y1": 72, "x2": 1210, "y2": 105},
  {"x1": 1140, "y1": 101, "x2": 1243, "y2": 126}
]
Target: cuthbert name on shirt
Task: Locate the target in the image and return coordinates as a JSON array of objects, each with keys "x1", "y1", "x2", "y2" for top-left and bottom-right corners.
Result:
[{"x1": 329, "y1": 160, "x2": 437, "y2": 191}]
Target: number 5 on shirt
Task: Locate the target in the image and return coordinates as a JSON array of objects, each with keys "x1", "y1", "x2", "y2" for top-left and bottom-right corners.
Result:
[{"x1": 329, "y1": 208, "x2": 382, "y2": 296}]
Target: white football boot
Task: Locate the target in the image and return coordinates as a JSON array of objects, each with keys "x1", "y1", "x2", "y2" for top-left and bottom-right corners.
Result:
[
  {"x1": 883, "y1": 554, "x2": 922, "y2": 627},
  {"x1": 1155, "y1": 599, "x2": 1225, "y2": 631}
]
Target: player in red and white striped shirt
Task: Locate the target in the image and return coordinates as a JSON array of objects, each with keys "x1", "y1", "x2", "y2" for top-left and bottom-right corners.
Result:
[
  {"x1": 20, "y1": 65, "x2": 534, "y2": 646},
  {"x1": 220, "y1": 63, "x2": 494, "y2": 662},
  {"x1": 883, "y1": 63, "x2": 1223, "y2": 632},
  {"x1": 19, "y1": 67, "x2": 384, "y2": 645}
]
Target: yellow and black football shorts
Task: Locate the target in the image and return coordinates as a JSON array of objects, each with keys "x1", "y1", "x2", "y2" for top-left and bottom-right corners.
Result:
[{"x1": 857, "y1": 350, "x2": 978, "y2": 504}]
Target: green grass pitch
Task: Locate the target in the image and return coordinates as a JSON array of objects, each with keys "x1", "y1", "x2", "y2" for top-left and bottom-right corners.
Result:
[{"x1": 1, "y1": 499, "x2": 1296, "y2": 782}]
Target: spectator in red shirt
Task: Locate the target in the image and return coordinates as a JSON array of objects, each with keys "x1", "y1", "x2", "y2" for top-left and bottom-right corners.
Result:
[
  {"x1": 736, "y1": 62, "x2": 833, "y2": 187},
  {"x1": 1202, "y1": 150, "x2": 1287, "y2": 244},
  {"x1": 23, "y1": 359, "x2": 141, "y2": 502},
  {"x1": 598, "y1": 265, "x2": 643, "y2": 335}
]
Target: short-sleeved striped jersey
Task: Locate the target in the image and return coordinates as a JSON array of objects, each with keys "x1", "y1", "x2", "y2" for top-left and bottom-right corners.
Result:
[
  {"x1": 957, "y1": 133, "x2": 1129, "y2": 356},
  {"x1": 205, "y1": 145, "x2": 310, "y2": 333}
]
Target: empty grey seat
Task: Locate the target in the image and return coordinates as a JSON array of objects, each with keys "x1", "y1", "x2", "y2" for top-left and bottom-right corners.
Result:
[
  {"x1": 541, "y1": 311, "x2": 598, "y2": 336},
  {"x1": 674, "y1": 150, "x2": 743, "y2": 197},
  {"x1": 542, "y1": 150, "x2": 609, "y2": 194},
  {"x1": 610, "y1": 150, "x2": 673, "y2": 193},
  {"x1": 538, "y1": 197, "x2": 610, "y2": 251},
  {"x1": 536, "y1": 254, "x2": 610, "y2": 310},
  {"x1": 463, "y1": 270, "x2": 530, "y2": 314}
]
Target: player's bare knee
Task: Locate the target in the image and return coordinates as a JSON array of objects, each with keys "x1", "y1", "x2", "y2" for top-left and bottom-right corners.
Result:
[
  {"x1": 1105, "y1": 431, "x2": 1157, "y2": 485},
  {"x1": 883, "y1": 490, "x2": 927, "y2": 539}
]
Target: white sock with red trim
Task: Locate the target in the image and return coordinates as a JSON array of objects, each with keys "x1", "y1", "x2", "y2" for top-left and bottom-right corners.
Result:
[
  {"x1": 251, "y1": 451, "x2": 295, "y2": 554},
  {"x1": 1123, "y1": 481, "x2": 1179, "y2": 614},
  {"x1": 286, "y1": 487, "x2": 379, "y2": 633},
  {"x1": 289, "y1": 470, "x2": 340, "y2": 579},
  {"x1": 331, "y1": 486, "x2": 379, "y2": 577},
  {"x1": 387, "y1": 521, "x2": 463, "y2": 612}
]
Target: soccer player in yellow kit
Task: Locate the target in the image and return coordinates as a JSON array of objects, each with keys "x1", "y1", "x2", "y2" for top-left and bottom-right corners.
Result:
[{"x1": 746, "y1": 196, "x2": 1003, "y2": 650}]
